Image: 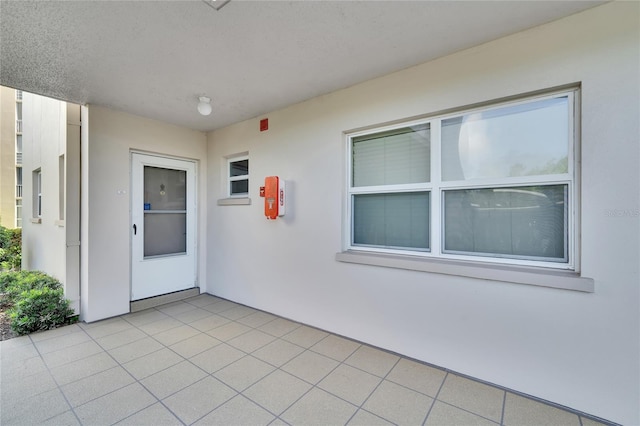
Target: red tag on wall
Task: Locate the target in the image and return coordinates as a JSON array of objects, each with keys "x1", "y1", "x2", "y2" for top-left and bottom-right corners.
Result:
[{"x1": 260, "y1": 118, "x2": 268, "y2": 132}]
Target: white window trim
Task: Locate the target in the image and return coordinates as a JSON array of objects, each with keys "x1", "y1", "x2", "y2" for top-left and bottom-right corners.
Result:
[
  {"x1": 341, "y1": 88, "x2": 590, "y2": 289},
  {"x1": 217, "y1": 154, "x2": 251, "y2": 205}
]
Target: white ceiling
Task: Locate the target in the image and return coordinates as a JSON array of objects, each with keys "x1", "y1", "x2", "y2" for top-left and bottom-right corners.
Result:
[{"x1": 1, "y1": 0, "x2": 603, "y2": 132}]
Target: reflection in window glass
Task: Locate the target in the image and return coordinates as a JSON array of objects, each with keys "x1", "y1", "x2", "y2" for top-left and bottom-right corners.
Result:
[
  {"x1": 442, "y1": 97, "x2": 569, "y2": 181},
  {"x1": 443, "y1": 185, "x2": 567, "y2": 261},
  {"x1": 353, "y1": 124, "x2": 430, "y2": 187},
  {"x1": 144, "y1": 167, "x2": 186, "y2": 211}
]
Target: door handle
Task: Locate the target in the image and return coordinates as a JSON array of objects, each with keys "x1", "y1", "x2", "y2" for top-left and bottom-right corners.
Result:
[{"x1": 133, "y1": 224, "x2": 137, "y2": 235}]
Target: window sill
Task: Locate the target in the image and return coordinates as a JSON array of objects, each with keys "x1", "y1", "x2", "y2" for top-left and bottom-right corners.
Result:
[
  {"x1": 335, "y1": 250, "x2": 594, "y2": 293},
  {"x1": 55, "y1": 220, "x2": 65, "y2": 227},
  {"x1": 30, "y1": 218, "x2": 41, "y2": 224},
  {"x1": 217, "y1": 197, "x2": 251, "y2": 206}
]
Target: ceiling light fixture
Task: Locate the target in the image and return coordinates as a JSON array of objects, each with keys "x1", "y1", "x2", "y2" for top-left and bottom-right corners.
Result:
[
  {"x1": 197, "y1": 96, "x2": 212, "y2": 116},
  {"x1": 202, "y1": 0, "x2": 231, "y2": 11}
]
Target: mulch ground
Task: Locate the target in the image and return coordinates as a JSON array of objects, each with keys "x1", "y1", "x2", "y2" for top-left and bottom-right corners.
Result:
[{"x1": 0, "y1": 308, "x2": 17, "y2": 341}]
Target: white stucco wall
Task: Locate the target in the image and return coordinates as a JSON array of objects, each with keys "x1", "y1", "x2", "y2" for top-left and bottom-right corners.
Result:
[
  {"x1": 21, "y1": 93, "x2": 70, "y2": 299},
  {"x1": 206, "y1": 3, "x2": 639, "y2": 424},
  {"x1": 83, "y1": 106, "x2": 207, "y2": 322}
]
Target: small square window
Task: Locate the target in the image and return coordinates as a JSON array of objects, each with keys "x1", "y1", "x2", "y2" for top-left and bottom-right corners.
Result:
[{"x1": 228, "y1": 156, "x2": 249, "y2": 197}]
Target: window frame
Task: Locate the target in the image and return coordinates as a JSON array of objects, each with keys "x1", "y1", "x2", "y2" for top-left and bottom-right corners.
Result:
[
  {"x1": 227, "y1": 155, "x2": 249, "y2": 198},
  {"x1": 345, "y1": 89, "x2": 579, "y2": 271}
]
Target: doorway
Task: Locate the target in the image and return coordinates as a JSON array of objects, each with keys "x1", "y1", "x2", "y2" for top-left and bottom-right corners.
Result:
[{"x1": 131, "y1": 153, "x2": 197, "y2": 301}]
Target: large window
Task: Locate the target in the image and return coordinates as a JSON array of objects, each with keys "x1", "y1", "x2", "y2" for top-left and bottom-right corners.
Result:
[{"x1": 346, "y1": 90, "x2": 577, "y2": 269}]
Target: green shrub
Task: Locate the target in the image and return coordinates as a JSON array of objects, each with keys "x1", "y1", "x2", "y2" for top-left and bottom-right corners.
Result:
[
  {"x1": 8, "y1": 287, "x2": 76, "y2": 335},
  {"x1": 0, "y1": 227, "x2": 21, "y2": 271},
  {"x1": 0, "y1": 271, "x2": 60, "y2": 307}
]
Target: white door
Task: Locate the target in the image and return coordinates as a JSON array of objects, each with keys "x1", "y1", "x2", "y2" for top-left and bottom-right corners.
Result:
[{"x1": 131, "y1": 153, "x2": 197, "y2": 301}]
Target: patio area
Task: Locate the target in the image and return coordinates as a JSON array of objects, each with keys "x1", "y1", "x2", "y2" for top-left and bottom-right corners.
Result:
[{"x1": 1, "y1": 294, "x2": 610, "y2": 425}]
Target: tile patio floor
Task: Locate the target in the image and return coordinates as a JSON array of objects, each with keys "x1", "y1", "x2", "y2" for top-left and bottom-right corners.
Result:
[{"x1": 1, "y1": 294, "x2": 612, "y2": 426}]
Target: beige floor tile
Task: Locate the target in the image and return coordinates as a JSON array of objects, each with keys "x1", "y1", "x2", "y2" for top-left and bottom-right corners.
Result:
[
  {"x1": 121, "y1": 309, "x2": 170, "y2": 327},
  {"x1": 426, "y1": 400, "x2": 498, "y2": 425},
  {"x1": 95, "y1": 327, "x2": 147, "y2": 350},
  {"x1": 437, "y1": 375, "x2": 504, "y2": 423},
  {"x1": 219, "y1": 305, "x2": 258, "y2": 320},
  {"x1": 258, "y1": 317, "x2": 301, "y2": 337},
  {"x1": 363, "y1": 380, "x2": 433, "y2": 426},
  {"x1": 108, "y1": 336, "x2": 164, "y2": 364},
  {"x1": 50, "y1": 352, "x2": 118, "y2": 386},
  {"x1": 0, "y1": 334, "x2": 33, "y2": 348},
  {"x1": 282, "y1": 387, "x2": 357, "y2": 426},
  {"x1": 61, "y1": 366, "x2": 135, "y2": 407},
  {"x1": 318, "y1": 364, "x2": 382, "y2": 406},
  {"x1": 140, "y1": 360, "x2": 208, "y2": 399},
  {"x1": 227, "y1": 329, "x2": 276, "y2": 353},
  {"x1": 348, "y1": 409, "x2": 395, "y2": 425},
  {"x1": 282, "y1": 350, "x2": 339, "y2": 384},
  {"x1": 1, "y1": 352, "x2": 48, "y2": 380},
  {"x1": 206, "y1": 321, "x2": 251, "y2": 341},
  {"x1": 581, "y1": 416, "x2": 611, "y2": 426},
  {"x1": 0, "y1": 369, "x2": 58, "y2": 405},
  {"x1": 503, "y1": 393, "x2": 580, "y2": 426},
  {"x1": 116, "y1": 402, "x2": 182, "y2": 425},
  {"x1": 311, "y1": 334, "x2": 361, "y2": 361},
  {"x1": 41, "y1": 410, "x2": 81, "y2": 426},
  {"x1": 153, "y1": 324, "x2": 201, "y2": 346},
  {"x1": 190, "y1": 342, "x2": 245, "y2": 373},
  {"x1": 252, "y1": 338, "x2": 305, "y2": 367},
  {"x1": 162, "y1": 376, "x2": 236, "y2": 425},
  {"x1": 386, "y1": 358, "x2": 446, "y2": 397},
  {"x1": 214, "y1": 355, "x2": 275, "y2": 391},
  {"x1": 122, "y1": 348, "x2": 183, "y2": 380},
  {"x1": 34, "y1": 330, "x2": 92, "y2": 354},
  {"x1": 170, "y1": 307, "x2": 213, "y2": 324},
  {"x1": 189, "y1": 313, "x2": 231, "y2": 332},
  {"x1": 169, "y1": 332, "x2": 221, "y2": 358},
  {"x1": 1, "y1": 388, "x2": 70, "y2": 425},
  {"x1": 345, "y1": 345, "x2": 399, "y2": 377},
  {"x1": 194, "y1": 395, "x2": 275, "y2": 425},
  {"x1": 83, "y1": 319, "x2": 135, "y2": 339},
  {"x1": 74, "y1": 382, "x2": 156, "y2": 425},
  {"x1": 269, "y1": 419, "x2": 289, "y2": 426},
  {"x1": 201, "y1": 299, "x2": 239, "y2": 313},
  {"x1": 244, "y1": 370, "x2": 312, "y2": 415},
  {"x1": 42, "y1": 341, "x2": 103, "y2": 369},
  {"x1": 0, "y1": 342, "x2": 39, "y2": 363},
  {"x1": 184, "y1": 294, "x2": 224, "y2": 308},
  {"x1": 282, "y1": 325, "x2": 329, "y2": 348},
  {"x1": 30, "y1": 323, "x2": 83, "y2": 342},
  {"x1": 237, "y1": 311, "x2": 277, "y2": 328},
  {"x1": 137, "y1": 317, "x2": 183, "y2": 335},
  {"x1": 157, "y1": 300, "x2": 198, "y2": 316},
  {"x1": 80, "y1": 316, "x2": 127, "y2": 330}
]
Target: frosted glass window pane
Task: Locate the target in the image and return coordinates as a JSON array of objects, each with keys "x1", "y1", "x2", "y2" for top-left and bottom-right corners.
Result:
[
  {"x1": 443, "y1": 185, "x2": 567, "y2": 261},
  {"x1": 353, "y1": 192, "x2": 429, "y2": 250},
  {"x1": 144, "y1": 213, "x2": 186, "y2": 257},
  {"x1": 353, "y1": 124, "x2": 430, "y2": 187},
  {"x1": 442, "y1": 97, "x2": 569, "y2": 181},
  {"x1": 144, "y1": 167, "x2": 186, "y2": 211}
]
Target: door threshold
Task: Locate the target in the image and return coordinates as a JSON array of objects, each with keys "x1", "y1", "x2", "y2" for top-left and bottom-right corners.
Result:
[{"x1": 130, "y1": 288, "x2": 200, "y2": 312}]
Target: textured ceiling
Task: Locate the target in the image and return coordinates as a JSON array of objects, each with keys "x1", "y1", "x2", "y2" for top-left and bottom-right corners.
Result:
[{"x1": 0, "y1": 0, "x2": 603, "y2": 132}]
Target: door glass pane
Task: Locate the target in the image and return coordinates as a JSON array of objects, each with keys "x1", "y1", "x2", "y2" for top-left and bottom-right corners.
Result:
[
  {"x1": 143, "y1": 165, "x2": 187, "y2": 257},
  {"x1": 144, "y1": 213, "x2": 186, "y2": 257},
  {"x1": 353, "y1": 124, "x2": 430, "y2": 187},
  {"x1": 442, "y1": 97, "x2": 569, "y2": 181},
  {"x1": 353, "y1": 192, "x2": 429, "y2": 251},
  {"x1": 443, "y1": 185, "x2": 567, "y2": 261},
  {"x1": 144, "y1": 166, "x2": 186, "y2": 211}
]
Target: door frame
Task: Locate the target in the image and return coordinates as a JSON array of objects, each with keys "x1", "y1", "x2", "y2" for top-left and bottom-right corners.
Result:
[{"x1": 130, "y1": 150, "x2": 199, "y2": 301}]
